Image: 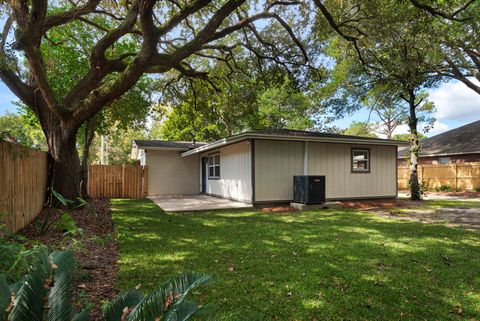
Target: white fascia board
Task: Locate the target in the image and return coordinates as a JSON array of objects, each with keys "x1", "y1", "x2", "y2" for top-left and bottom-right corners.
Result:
[{"x1": 181, "y1": 138, "x2": 230, "y2": 157}]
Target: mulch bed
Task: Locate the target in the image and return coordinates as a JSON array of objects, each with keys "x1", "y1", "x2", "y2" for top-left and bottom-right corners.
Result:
[
  {"x1": 19, "y1": 199, "x2": 117, "y2": 321},
  {"x1": 256, "y1": 204, "x2": 298, "y2": 212},
  {"x1": 340, "y1": 199, "x2": 423, "y2": 211}
]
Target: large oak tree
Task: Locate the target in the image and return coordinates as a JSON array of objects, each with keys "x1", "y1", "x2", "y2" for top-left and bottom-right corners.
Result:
[
  {"x1": 312, "y1": 0, "x2": 443, "y2": 200},
  {"x1": 0, "y1": 0, "x2": 310, "y2": 198}
]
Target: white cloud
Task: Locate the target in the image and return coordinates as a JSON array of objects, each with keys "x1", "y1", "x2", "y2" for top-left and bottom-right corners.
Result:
[
  {"x1": 386, "y1": 121, "x2": 449, "y2": 138},
  {"x1": 427, "y1": 121, "x2": 449, "y2": 136},
  {"x1": 429, "y1": 80, "x2": 480, "y2": 121}
]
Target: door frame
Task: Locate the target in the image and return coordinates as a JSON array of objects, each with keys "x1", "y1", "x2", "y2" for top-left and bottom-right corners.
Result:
[{"x1": 201, "y1": 157, "x2": 208, "y2": 193}]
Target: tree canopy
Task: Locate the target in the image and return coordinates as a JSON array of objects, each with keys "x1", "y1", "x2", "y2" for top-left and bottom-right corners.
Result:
[{"x1": 0, "y1": 0, "x2": 476, "y2": 200}]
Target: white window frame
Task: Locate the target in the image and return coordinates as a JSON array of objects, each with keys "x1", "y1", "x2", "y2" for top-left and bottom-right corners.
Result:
[
  {"x1": 352, "y1": 148, "x2": 370, "y2": 173},
  {"x1": 208, "y1": 153, "x2": 220, "y2": 179}
]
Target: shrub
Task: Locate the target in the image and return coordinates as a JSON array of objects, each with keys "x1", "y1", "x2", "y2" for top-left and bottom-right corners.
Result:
[
  {"x1": 435, "y1": 185, "x2": 453, "y2": 192},
  {"x1": 406, "y1": 179, "x2": 429, "y2": 198},
  {"x1": 0, "y1": 239, "x2": 39, "y2": 284},
  {"x1": 0, "y1": 218, "x2": 40, "y2": 284},
  {"x1": 0, "y1": 247, "x2": 210, "y2": 321}
]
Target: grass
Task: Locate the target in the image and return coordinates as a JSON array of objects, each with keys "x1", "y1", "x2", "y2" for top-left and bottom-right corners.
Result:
[{"x1": 111, "y1": 199, "x2": 480, "y2": 320}]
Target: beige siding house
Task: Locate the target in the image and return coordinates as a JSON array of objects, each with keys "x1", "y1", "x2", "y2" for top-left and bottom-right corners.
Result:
[{"x1": 132, "y1": 129, "x2": 405, "y2": 203}]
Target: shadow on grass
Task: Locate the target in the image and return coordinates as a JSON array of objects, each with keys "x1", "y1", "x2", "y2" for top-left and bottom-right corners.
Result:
[{"x1": 111, "y1": 199, "x2": 480, "y2": 320}]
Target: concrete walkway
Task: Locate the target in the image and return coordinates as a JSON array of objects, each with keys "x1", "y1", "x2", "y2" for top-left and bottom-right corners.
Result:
[{"x1": 148, "y1": 194, "x2": 252, "y2": 212}]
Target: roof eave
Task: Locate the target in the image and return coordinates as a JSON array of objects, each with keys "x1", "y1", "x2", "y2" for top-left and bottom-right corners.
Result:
[
  {"x1": 142, "y1": 146, "x2": 191, "y2": 151},
  {"x1": 181, "y1": 133, "x2": 406, "y2": 157},
  {"x1": 397, "y1": 150, "x2": 480, "y2": 158}
]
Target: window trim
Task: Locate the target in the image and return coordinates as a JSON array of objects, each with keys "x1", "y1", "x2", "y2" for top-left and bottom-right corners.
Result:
[
  {"x1": 208, "y1": 153, "x2": 221, "y2": 179},
  {"x1": 351, "y1": 147, "x2": 371, "y2": 173}
]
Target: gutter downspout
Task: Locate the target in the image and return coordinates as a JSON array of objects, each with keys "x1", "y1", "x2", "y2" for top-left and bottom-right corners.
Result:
[{"x1": 304, "y1": 141, "x2": 309, "y2": 175}]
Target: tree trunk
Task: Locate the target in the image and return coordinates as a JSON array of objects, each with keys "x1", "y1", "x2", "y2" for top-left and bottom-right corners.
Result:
[
  {"x1": 407, "y1": 90, "x2": 421, "y2": 201},
  {"x1": 42, "y1": 116, "x2": 81, "y2": 200},
  {"x1": 80, "y1": 117, "x2": 96, "y2": 198}
]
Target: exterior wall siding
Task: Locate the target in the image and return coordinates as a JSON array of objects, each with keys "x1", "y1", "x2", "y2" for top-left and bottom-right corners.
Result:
[
  {"x1": 200, "y1": 140, "x2": 252, "y2": 202},
  {"x1": 254, "y1": 139, "x2": 397, "y2": 202},
  {"x1": 145, "y1": 150, "x2": 199, "y2": 195},
  {"x1": 254, "y1": 140, "x2": 304, "y2": 202},
  {"x1": 307, "y1": 142, "x2": 396, "y2": 199}
]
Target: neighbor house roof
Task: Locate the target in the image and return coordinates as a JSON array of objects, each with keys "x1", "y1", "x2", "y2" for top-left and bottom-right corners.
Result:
[
  {"x1": 181, "y1": 128, "x2": 407, "y2": 157},
  {"x1": 398, "y1": 120, "x2": 480, "y2": 158},
  {"x1": 133, "y1": 140, "x2": 207, "y2": 151}
]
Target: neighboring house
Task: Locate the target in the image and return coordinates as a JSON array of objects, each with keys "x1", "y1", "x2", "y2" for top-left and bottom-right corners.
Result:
[
  {"x1": 398, "y1": 120, "x2": 480, "y2": 165},
  {"x1": 132, "y1": 129, "x2": 405, "y2": 203}
]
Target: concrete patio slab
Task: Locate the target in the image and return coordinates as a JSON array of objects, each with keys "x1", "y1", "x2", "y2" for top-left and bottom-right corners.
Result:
[{"x1": 148, "y1": 194, "x2": 252, "y2": 212}]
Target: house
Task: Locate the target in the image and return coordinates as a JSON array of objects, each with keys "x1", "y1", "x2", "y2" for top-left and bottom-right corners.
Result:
[
  {"x1": 131, "y1": 129, "x2": 406, "y2": 203},
  {"x1": 398, "y1": 120, "x2": 480, "y2": 165}
]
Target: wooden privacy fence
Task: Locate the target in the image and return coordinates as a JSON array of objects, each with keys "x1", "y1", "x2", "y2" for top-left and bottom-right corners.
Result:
[
  {"x1": 398, "y1": 163, "x2": 480, "y2": 190},
  {"x1": 88, "y1": 164, "x2": 148, "y2": 198},
  {"x1": 0, "y1": 141, "x2": 47, "y2": 233}
]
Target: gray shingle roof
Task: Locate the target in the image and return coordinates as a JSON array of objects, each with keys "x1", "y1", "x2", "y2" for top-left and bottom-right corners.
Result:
[
  {"x1": 133, "y1": 140, "x2": 206, "y2": 150},
  {"x1": 398, "y1": 120, "x2": 480, "y2": 158},
  {"x1": 242, "y1": 128, "x2": 402, "y2": 143}
]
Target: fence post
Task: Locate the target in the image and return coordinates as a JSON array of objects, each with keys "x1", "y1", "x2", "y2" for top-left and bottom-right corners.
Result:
[
  {"x1": 143, "y1": 166, "x2": 148, "y2": 197},
  {"x1": 121, "y1": 165, "x2": 126, "y2": 197},
  {"x1": 455, "y1": 163, "x2": 458, "y2": 190}
]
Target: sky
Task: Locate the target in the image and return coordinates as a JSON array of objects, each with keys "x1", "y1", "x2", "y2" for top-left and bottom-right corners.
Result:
[
  {"x1": 1, "y1": 79, "x2": 479, "y2": 138},
  {"x1": 330, "y1": 79, "x2": 480, "y2": 137}
]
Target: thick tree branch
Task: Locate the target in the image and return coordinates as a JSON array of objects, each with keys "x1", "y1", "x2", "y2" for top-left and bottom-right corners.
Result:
[
  {"x1": 65, "y1": 1, "x2": 141, "y2": 109},
  {"x1": 43, "y1": 0, "x2": 101, "y2": 30},
  {"x1": 408, "y1": 0, "x2": 475, "y2": 21},
  {"x1": 0, "y1": 64, "x2": 34, "y2": 107},
  {"x1": 156, "y1": 0, "x2": 212, "y2": 38}
]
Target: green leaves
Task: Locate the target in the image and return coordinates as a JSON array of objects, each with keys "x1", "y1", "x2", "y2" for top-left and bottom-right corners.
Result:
[
  {"x1": 57, "y1": 213, "x2": 83, "y2": 237},
  {"x1": 0, "y1": 275, "x2": 12, "y2": 320},
  {"x1": 105, "y1": 272, "x2": 211, "y2": 321},
  {"x1": 1, "y1": 245, "x2": 211, "y2": 321},
  {"x1": 51, "y1": 188, "x2": 75, "y2": 207},
  {"x1": 102, "y1": 289, "x2": 143, "y2": 321},
  {"x1": 47, "y1": 251, "x2": 77, "y2": 321},
  {"x1": 4, "y1": 247, "x2": 91, "y2": 321}
]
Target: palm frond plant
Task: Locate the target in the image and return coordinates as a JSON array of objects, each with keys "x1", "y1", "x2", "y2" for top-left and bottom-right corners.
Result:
[
  {"x1": 103, "y1": 271, "x2": 210, "y2": 321},
  {"x1": 0, "y1": 247, "x2": 211, "y2": 321},
  {"x1": 0, "y1": 246, "x2": 91, "y2": 321}
]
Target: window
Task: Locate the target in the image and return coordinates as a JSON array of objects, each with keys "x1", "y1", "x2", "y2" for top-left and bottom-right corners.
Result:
[
  {"x1": 208, "y1": 153, "x2": 220, "y2": 179},
  {"x1": 352, "y1": 148, "x2": 370, "y2": 173},
  {"x1": 438, "y1": 157, "x2": 451, "y2": 164}
]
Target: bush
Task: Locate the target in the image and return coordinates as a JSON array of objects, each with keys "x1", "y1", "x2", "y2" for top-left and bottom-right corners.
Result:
[
  {"x1": 435, "y1": 185, "x2": 453, "y2": 192},
  {"x1": 0, "y1": 217, "x2": 40, "y2": 284}
]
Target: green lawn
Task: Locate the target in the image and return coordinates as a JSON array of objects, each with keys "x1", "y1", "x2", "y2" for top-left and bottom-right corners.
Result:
[{"x1": 111, "y1": 199, "x2": 480, "y2": 320}]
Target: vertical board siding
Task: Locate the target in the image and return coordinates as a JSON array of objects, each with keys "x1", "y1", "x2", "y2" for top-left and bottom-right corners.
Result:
[
  {"x1": 307, "y1": 143, "x2": 396, "y2": 199},
  {"x1": 87, "y1": 165, "x2": 147, "y2": 198},
  {"x1": 201, "y1": 140, "x2": 252, "y2": 202},
  {"x1": 146, "y1": 150, "x2": 199, "y2": 195},
  {"x1": 398, "y1": 163, "x2": 480, "y2": 190},
  {"x1": 254, "y1": 140, "x2": 397, "y2": 201},
  {"x1": 254, "y1": 140, "x2": 304, "y2": 201},
  {"x1": 0, "y1": 141, "x2": 47, "y2": 233}
]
